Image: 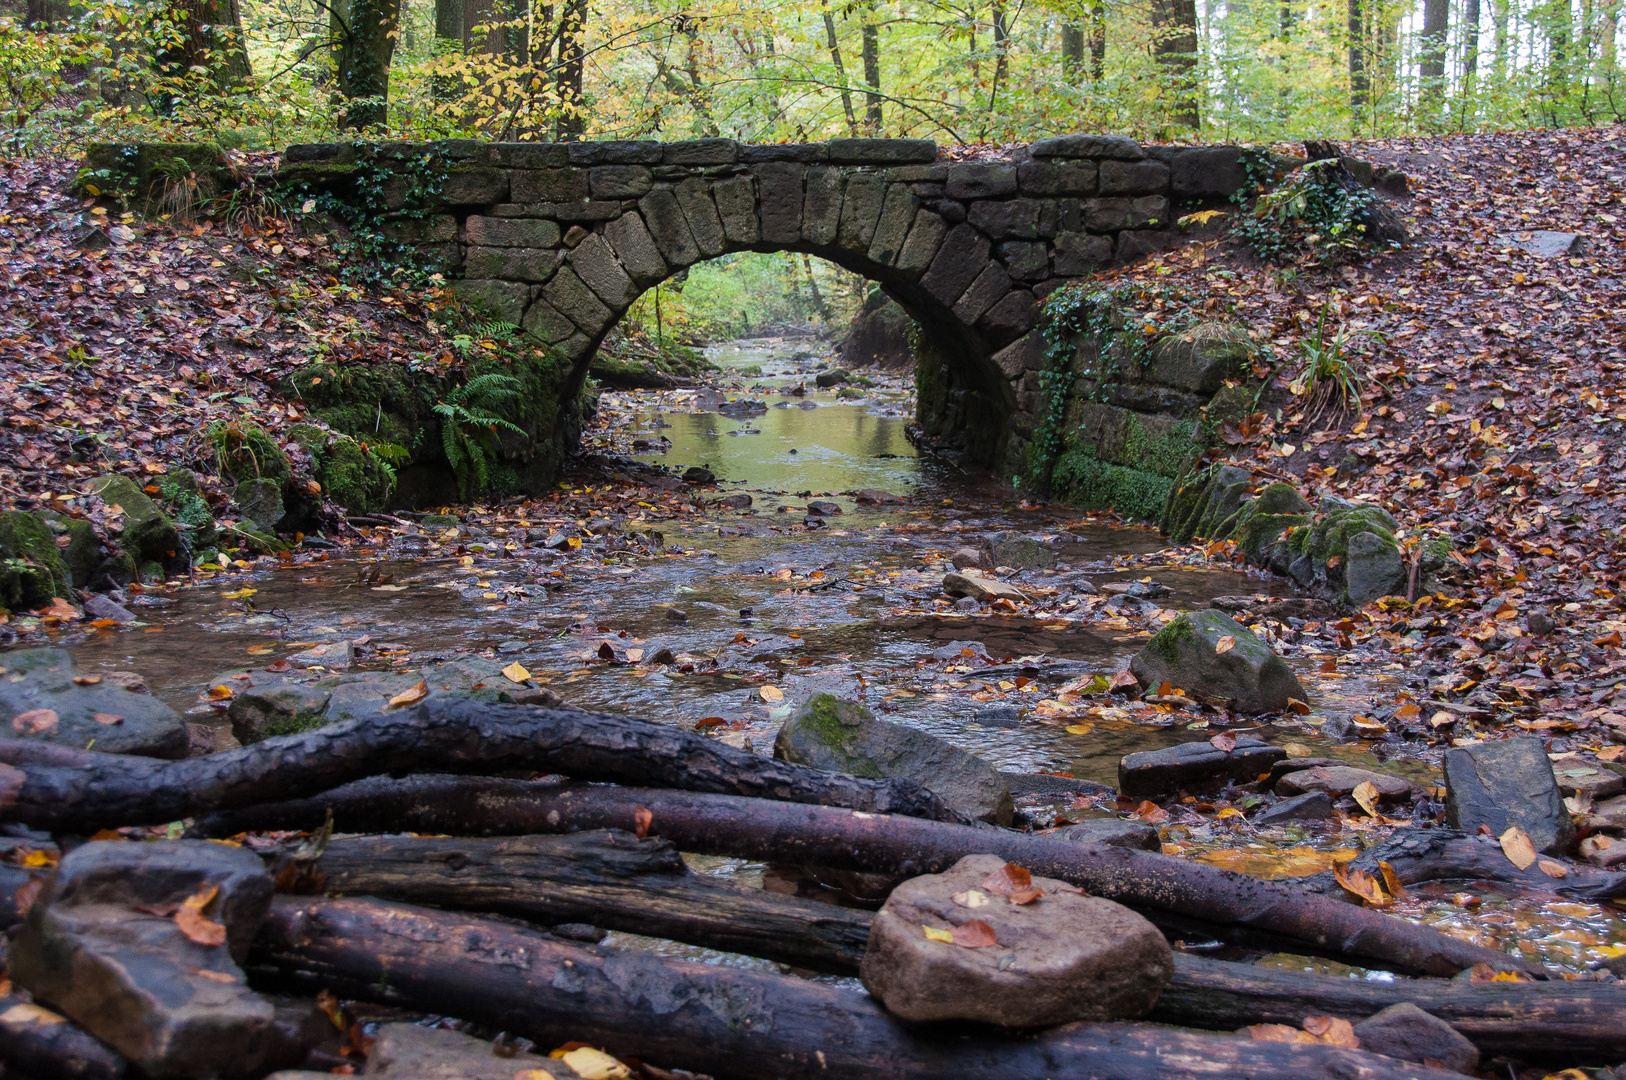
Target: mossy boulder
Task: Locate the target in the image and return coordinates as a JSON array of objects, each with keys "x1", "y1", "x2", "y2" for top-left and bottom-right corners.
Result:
[
  {"x1": 774, "y1": 693, "x2": 1013, "y2": 825},
  {"x1": 0, "y1": 511, "x2": 70, "y2": 611},
  {"x1": 88, "y1": 475, "x2": 181, "y2": 574},
  {"x1": 1051, "y1": 446, "x2": 1173, "y2": 522},
  {"x1": 79, "y1": 142, "x2": 229, "y2": 202},
  {"x1": 1130, "y1": 610, "x2": 1306, "y2": 715},
  {"x1": 285, "y1": 427, "x2": 395, "y2": 514},
  {"x1": 38, "y1": 512, "x2": 100, "y2": 592}
]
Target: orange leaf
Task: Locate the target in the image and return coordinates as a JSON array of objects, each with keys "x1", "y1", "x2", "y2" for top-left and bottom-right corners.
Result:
[
  {"x1": 1351, "y1": 781, "x2": 1381, "y2": 817},
  {"x1": 93, "y1": 713, "x2": 124, "y2": 726},
  {"x1": 1286, "y1": 697, "x2": 1311, "y2": 715},
  {"x1": 1132, "y1": 800, "x2": 1170, "y2": 823},
  {"x1": 1302, "y1": 1015, "x2": 1360, "y2": 1048},
  {"x1": 204, "y1": 685, "x2": 234, "y2": 701},
  {"x1": 1377, "y1": 861, "x2": 1409, "y2": 900},
  {"x1": 175, "y1": 885, "x2": 226, "y2": 947},
  {"x1": 1108, "y1": 669, "x2": 1140, "y2": 692},
  {"x1": 632, "y1": 807, "x2": 652, "y2": 839},
  {"x1": 10, "y1": 709, "x2": 58, "y2": 735},
  {"x1": 949, "y1": 919, "x2": 998, "y2": 948},
  {"x1": 1209, "y1": 731, "x2": 1237, "y2": 753},
  {"x1": 72, "y1": 675, "x2": 101, "y2": 686},
  {"x1": 1333, "y1": 861, "x2": 1391, "y2": 907},
  {"x1": 1246, "y1": 1023, "x2": 1315, "y2": 1043},
  {"x1": 1214, "y1": 634, "x2": 1237, "y2": 655},
  {"x1": 1499, "y1": 826, "x2": 1538, "y2": 870},
  {"x1": 386, "y1": 681, "x2": 429, "y2": 709},
  {"x1": 32, "y1": 598, "x2": 79, "y2": 621},
  {"x1": 1536, "y1": 859, "x2": 1568, "y2": 879},
  {"x1": 981, "y1": 862, "x2": 1033, "y2": 897}
]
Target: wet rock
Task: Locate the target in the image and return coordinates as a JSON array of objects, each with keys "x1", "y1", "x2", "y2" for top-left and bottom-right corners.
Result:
[
  {"x1": 814, "y1": 368, "x2": 850, "y2": 387},
  {"x1": 1499, "y1": 230, "x2": 1582, "y2": 258},
  {"x1": 942, "y1": 572, "x2": 1026, "y2": 602},
  {"x1": 363, "y1": 1022, "x2": 565, "y2": 1079},
  {"x1": 859, "y1": 853, "x2": 1172, "y2": 1026},
  {"x1": 682, "y1": 466, "x2": 715, "y2": 484},
  {"x1": 233, "y1": 478, "x2": 286, "y2": 534},
  {"x1": 1051, "y1": 819, "x2": 1162, "y2": 850},
  {"x1": 1351, "y1": 1002, "x2": 1479, "y2": 1074},
  {"x1": 717, "y1": 399, "x2": 767, "y2": 418},
  {"x1": 228, "y1": 677, "x2": 333, "y2": 744},
  {"x1": 982, "y1": 532, "x2": 1056, "y2": 571},
  {"x1": 1275, "y1": 765, "x2": 1416, "y2": 803},
  {"x1": 1527, "y1": 610, "x2": 1557, "y2": 636},
  {"x1": 949, "y1": 546, "x2": 990, "y2": 570},
  {"x1": 1254, "y1": 791, "x2": 1334, "y2": 824},
  {"x1": 185, "y1": 722, "x2": 216, "y2": 757},
  {"x1": 806, "y1": 500, "x2": 842, "y2": 516},
  {"x1": 83, "y1": 593, "x2": 136, "y2": 622},
  {"x1": 953, "y1": 596, "x2": 980, "y2": 611},
  {"x1": 0, "y1": 647, "x2": 187, "y2": 758},
  {"x1": 665, "y1": 607, "x2": 689, "y2": 623},
  {"x1": 1128, "y1": 610, "x2": 1306, "y2": 715},
  {"x1": 854, "y1": 489, "x2": 906, "y2": 504},
  {"x1": 288, "y1": 640, "x2": 354, "y2": 670},
  {"x1": 1553, "y1": 764, "x2": 1624, "y2": 800},
  {"x1": 775, "y1": 694, "x2": 1013, "y2": 825},
  {"x1": 712, "y1": 493, "x2": 752, "y2": 509},
  {"x1": 1345, "y1": 530, "x2": 1406, "y2": 607},
  {"x1": 10, "y1": 839, "x2": 300, "y2": 1079},
  {"x1": 89, "y1": 475, "x2": 181, "y2": 575},
  {"x1": 1210, "y1": 595, "x2": 1337, "y2": 621},
  {"x1": 1444, "y1": 736, "x2": 1573, "y2": 855},
  {"x1": 1119, "y1": 736, "x2": 1286, "y2": 800}
]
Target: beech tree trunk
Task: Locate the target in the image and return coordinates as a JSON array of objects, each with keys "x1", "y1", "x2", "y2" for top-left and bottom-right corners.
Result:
[
  {"x1": 1418, "y1": 0, "x2": 1451, "y2": 113},
  {"x1": 554, "y1": 0, "x2": 587, "y2": 137},
  {"x1": 331, "y1": 0, "x2": 400, "y2": 128},
  {"x1": 251, "y1": 896, "x2": 1464, "y2": 1080},
  {"x1": 0, "y1": 699, "x2": 960, "y2": 833},
  {"x1": 1151, "y1": 0, "x2": 1200, "y2": 128},
  {"x1": 822, "y1": 3, "x2": 859, "y2": 132},
  {"x1": 204, "y1": 777, "x2": 1533, "y2": 978},
  {"x1": 860, "y1": 3, "x2": 883, "y2": 130}
]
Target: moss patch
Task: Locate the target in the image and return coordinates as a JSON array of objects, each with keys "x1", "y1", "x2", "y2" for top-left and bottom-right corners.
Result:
[
  {"x1": 1145, "y1": 615, "x2": 1196, "y2": 665},
  {"x1": 261, "y1": 712, "x2": 330, "y2": 738},
  {"x1": 207, "y1": 422, "x2": 291, "y2": 485},
  {"x1": 0, "y1": 511, "x2": 69, "y2": 610},
  {"x1": 1051, "y1": 446, "x2": 1174, "y2": 522}
]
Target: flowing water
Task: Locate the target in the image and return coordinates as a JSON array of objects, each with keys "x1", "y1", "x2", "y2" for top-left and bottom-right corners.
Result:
[{"x1": 13, "y1": 336, "x2": 1625, "y2": 978}]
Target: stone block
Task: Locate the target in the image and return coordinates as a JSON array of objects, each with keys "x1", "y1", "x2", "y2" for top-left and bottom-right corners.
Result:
[
  {"x1": 447, "y1": 279, "x2": 530, "y2": 324},
  {"x1": 711, "y1": 175, "x2": 759, "y2": 245},
  {"x1": 992, "y1": 330, "x2": 1044, "y2": 379},
  {"x1": 1351, "y1": 1003, "x2": 1479, "y2": 1075},
  {"x1": 1276, "y1": 764, "x2": 1415, "y2": 802},
  {"x1": 491, "y1": 142, "x2": 569, "y2": 168},
  {"x1": 674, "y1": 178, "x2": 726, "y2": 257},
  {"x1": 1030, "y1": 134, "x2": 1144, "y2": 159},
  {"x1": 1038, "y1": 197, "x2": 1084, "y2": 238},
  {"x1": 522, "y1": 298, "x2": 575, "y2": 344},
  {"x1": 566, "y1": 141, "x2": 662, "y2": 165},
  {"x1": 894, "y1": 209, "x2": 946, "y2": 277},
  {"x1": 664, "y1": 138, "x2": 739, "y2": 165},
  {"x1": 945, "y1": 163, "x2": 1017, "y2": 199},
  {"x1": 464, "y1": 215, "x2": 561, "y2": 248},
  {"x1": 568, "y1": 233, "x2": 638, "y2": 309},
  {"x1": 440, "y1": 167, "x2": 508, "y2": 205},
  {"x1": 463, "y1": 246, "x2": 562, "y2": 283},
  {"x1": 638, "y1": 188, "x2": 701, "y2": 266},
  {"x1": 1129, "y1": 609, "x2": 1306, "y2": 716},
  {"x1": 379, "y1": 214, "x2": 457, "y2": 243},
  {"x1": 835, "y1": 173, "x2": 887, "y2": 253},
  {"x1": 1170, "y1": 146, "x2": 1247, "y2": 198},
  {"x1": 754, "y1": 162, "x2": 805, "y2": 245},
  {"x1": 1116, "y1": 228, "x2": 1181, "y2": 262},
  {"x1": 978, "y1": 289, "x2": 1038, "y2": 346},
  {"x1": 1147, "y1": 332, "x2": 1248, "y2": 394},
  {"x1": 542, "y1": 266, "x2": 613, "y2": 338},
  {"x1": 1444, "y1": 736, "x2": 1573, "y2": 856},
  {"x1": 1099, "y1": 159, "x2": 1171, "y2": 195},
  {"x1": 604, "y1": 211, "x2": 668, "y2": 286},
  {"x1": 1120, "y1": 735, "x2": 1286, "y2": 800},
  {"x1": 510, "y1": 168, "x2": 589, "y2": 203},
  {"x1": 968, "y1": 198, "x2": 1041, "y2": 239},
  {"x1": 826, "y1": 138, "x2": 936, "y2": 164},
  {"x1": 888, "y1": 165, "x2": 944, "y2": 181},
  {"x1": 1085, "y1": 196, "x2": 1169, "y2": 232},
  {"x1": 588, "y1": 165, "x2": 653, "y2": 199},
  {"x1": 998, "y1": 240, "x2": 1049, "y2": 281},
  {"x1": 920, "y1": 223, "x2": 991, "y2": 307},
  {"x1": 552, "y1": 200, "x2": 623, "y2": 221},
  {"x1": 740, "y1": 143, "x2": 829, "y2": 163},
  {"x1": 1017, "y1": 160, "x2": 1097, "y2": 196},
  {"x1": 1344, "y1": 530, "x2": 1405, "y2": 606},
  {"x1": 953, "y1": 263, "x2": 1011, "y2": 324},
  {"x1": 801, "y1": 167, "x2": 843, "y2": 246},
  {"x1": 367, "y1": 1023, "x2": 567, "y2": 1079},
  {"x1": 867, "y1": 184, "x2": 918, "y2": 265}
]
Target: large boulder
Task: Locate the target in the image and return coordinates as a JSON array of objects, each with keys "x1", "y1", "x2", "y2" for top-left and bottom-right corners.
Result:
[
  {"x1": 0, "y1": 511, "x2": 71, "y2": 611},
  {"x1": 1444, "y1": 736, "x2": 1573, "y2": 856},
  {"x1": 859, "y1": 854, "x2": 1172, "y2": 1026},
  {"x1": 9, "y1": 840, "x2": 302, "y2": 1079},
  {"x1": 1351, "y1": 1002, "x2": 1479, "y2": 1075},
  {"x1": 227, "y1": 675, "x2": 332, "y2": 744},
  {"x1": 1128, "y1": 609, "x2": 1306, "y2": 714},
  {"x1": 0, "y1": 648, "x2": 187, "y2": 758},
  {"x1": 89, "y1": 475, "x2": 181, "y2": 578},
  {"x1": 775, "y1": 694, "x2": 1013, "y2": 825},
  {"x1": 1119, "y1": 735, "x2": 1285, "y2": 800}
]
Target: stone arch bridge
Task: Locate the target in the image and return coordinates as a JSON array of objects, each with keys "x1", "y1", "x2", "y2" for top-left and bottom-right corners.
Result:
[{"x1": 280, "y1": 135, "x2": 1252, "y2": 475}]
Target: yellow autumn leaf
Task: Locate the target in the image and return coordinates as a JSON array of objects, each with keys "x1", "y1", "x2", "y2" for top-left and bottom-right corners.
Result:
[
  {"x1": 1214, "y1": 634, "x2": 1237, "y2": 655},
  {"x1": 502, "y1": 662, "x2": 531, "y2": 683},
  {"x1": 759, "y1": 685, "x2": 784, "y2": 702},
  {"x1": 221, "y1": 588, "x2": 257, "y2": 599},
  {"x1": 555, "y1": 1047, "x2": 632, "y2": 1080},
  {"x1": 922, "y1": 924, "x2": 954, "y2": 943},
  {"x1": 1500, "y1": 826, "x2": 1538, "y2": 870},
  {"x1": 0, "y1": 1004, "x2": 64, "y2": 1026},
  {"x1": 1351, "y1": 780, "x2": 1381, "y2": 817},
  {"x1": 386, "y1": 681, "x2": 429, "y2": 709},
  {"x1": 1065, "y1": 723, "x2": 1094, "y2": 735}
]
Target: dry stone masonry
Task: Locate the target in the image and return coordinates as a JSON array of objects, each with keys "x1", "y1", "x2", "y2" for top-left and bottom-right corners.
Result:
[{"x1": 277, "y1": 135, "x2": 1253, "y2": 473}]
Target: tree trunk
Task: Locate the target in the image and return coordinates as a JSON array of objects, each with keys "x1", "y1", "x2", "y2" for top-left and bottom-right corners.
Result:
[
  {"x1": 861, "y1": 4, "x2": 883, "y2": 130},
  {"x1": 1150, "y1": 0, "x2": 1200, "y2": 128},
  {"x1": 801, "y1": 253, "x2": 832, "y2": 322},
  {"x1": 251, "y1": 896, "x2": 1466, "y2": 1080},
  {"x1": 1088, "y1": 0, "x2": 1106, "y2": 79},
  {"x1": 0, "y1": 699, "x2": 964, "y2": 833},
  {"x1": 202, "y1": 778, "x2": 1536, "y2": 978},
  {"x1": 822, "y1": 4, "x2": 859, "y2": 133},
  {"x1": 1349, "y1": 0, "x2": 1369, "y2": 123},
  {"x1": 991, "y1": 0, "x2": 1010, "y2": 105},
  {"x1": 432, "y1": 0, "x2": 463, "y2": 99},
  {"x1": 301, "y1": 829, "x2": 1626, "y2": 1061},
  {"x1": 1061, "y1": 23, "x2": 1085, "y2": 78},
  {"x1": 554, "y1": 0, "x2": 586, "y2": 138},
  {"x1": 331, "y1": 0, "x2": 400, "y2": 128},
  {"x1": 1418, "y1": 0, "x2": 1451, "y2": 114},
  {"x1": 1463, "y1": 0, "x2": 1481, "y2": 84},
  {"x1": 152, "y1": 0, "x2": 253, "y2": 113}
]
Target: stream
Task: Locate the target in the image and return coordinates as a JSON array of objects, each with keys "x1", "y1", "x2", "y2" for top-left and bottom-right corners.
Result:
[{"x1": 16, "y1": 336, "x2": 1626, "y2": 978}]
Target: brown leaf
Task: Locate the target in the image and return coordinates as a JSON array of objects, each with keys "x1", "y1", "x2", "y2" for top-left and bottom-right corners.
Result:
[
  {"x1": 1333, "y1": 861, "x2": 1391, "y2": 907},
  {"x1": 981, "y1": 862, "x2": 1033, "y2": 897},
  {"x1": 1131, "y1": 800, "x2": 1171, "y2": 823},
  {"x1": 1351, "y1": 781, "x2": 1381, "y2": 817},
  {"x1": 1302, "y1": 1015, "x2": 1360, "y2": 1048},
  {"x1": 10, "y1": 709, "x2": 57, "y2": 735},
  {"x1": 1214, "y1": 634, "x2": 1237, "y2": 655},
  {"x1": 14, "y1": 877, "x2": 42, "y2": 916},
  {"x1": 1377, "y1": 861, "x2": 1409, "y2": 900},
  {"x1": 264, "y1": 659, "x2": 292, "y2": 673},
  {"x1": 1006, "y1": 888, "x2": 1044, "y2": 905},
  {"x1": 949, "y1": 919, "x2": 998, "y2": 948},
  {"x1": 1246, "y1": 1023, "x2": 1315, "y2": 1043},
  {"x1": 1209, "y1": 731, "x2": 1238, "y2": 753},
  {"x1": 1108, "y1": 669, "x2": 1140, "y2": 692},
  {"x1": 72, "y1": 675, "x2": 101, "y2": 685},
  {"x1": 93, "y1": 713, "x2": 124, "y2": 726},
  {"x1": 386, "y1": 681, "x2": 429, "y2": 709},
  {"x1": 632, "y1": 807, "x2": 653, "y2": 839},
  {"x1": 1285, "y1": 697, "x2": 1312, "y2": 715},
  {"x1": 1536, "y1": 859, "x2": 1568, "y2": 879},
  {"x1": 1499, "y1": 826, "x2": 1538, "y2": 870},
  {"x1": 175, "y1": 885, "x2": 226, "y2": 947}
]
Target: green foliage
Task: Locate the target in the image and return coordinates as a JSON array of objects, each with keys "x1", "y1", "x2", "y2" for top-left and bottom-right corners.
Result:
[
  {"x1": 281, "y1": 143, "x2": 448, "y2": 287},
  {"x1": 206, "y1": 421, "x2": 290, "y2": 484},
  {"x1": 1288, "y1": 300, "x2": 1383, "y2": 423},
  {"x1": 1233, "y1": 159, "x2": 1391, "y2": 264},
  {"x1": 432, "y1": 373, "x2": 527, "y2": 500}
]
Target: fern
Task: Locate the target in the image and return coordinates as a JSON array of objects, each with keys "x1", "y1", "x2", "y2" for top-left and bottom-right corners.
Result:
[{"x1": 432, "y1": 374, "x2": 526, "y2": 500}]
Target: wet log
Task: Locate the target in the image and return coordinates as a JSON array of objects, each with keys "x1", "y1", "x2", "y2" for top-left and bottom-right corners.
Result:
[
  {"x1": 303, "y1": 830, "x2": 1624, "y2": 1061},
  {"x1": 308, "y1": 830, "x2": 870, "y2": 975},
  {"x1": 0, "y1": 698, "x2": 963, "y2": 833},
  {"x1": 250, "y1": 895, "x2": 1460, "y2": 1080},
  {"x1": 1292, "y1": 829, "x2": 1626, "y2": 901},
  {"x1": 204, "y1": 777, "x2": 1532, "y2": 977},
  {"x1": 0, "y1": 990, "x2": 126, "y2": 1080}
]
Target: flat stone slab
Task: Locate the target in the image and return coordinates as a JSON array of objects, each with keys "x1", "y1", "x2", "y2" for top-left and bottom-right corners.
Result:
[
  {"x1": 0, "y1": 647, "x2": 186, "y2": 758},
  {"x1": 1050, "y1": 818, "x2": 1162, "y2": 850},
  {"x1": 1119, "y1": 735, "x2": 1285, "y2": 800},
  {"x1": 1275, "y1": 765, "x2": 1416, "y2": 803},
  {"x1": 1444, "y1": 736, "x2": 1572, "y2": 856},
  {"x1": 1254, "y1": 790, "x2": 1334, "y2": 824},
  {"x1": 1498, "y1": 230, "x2": 1582, "y2": 257},
  {"x1": 942, "y1": 572, "x2": 1027, "y2": 602},
  {"x1": 364, "y1": 1023, "x2": 566, "y2": 1078}
]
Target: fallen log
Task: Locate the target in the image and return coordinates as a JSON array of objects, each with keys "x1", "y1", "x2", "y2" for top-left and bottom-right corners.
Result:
[
  {"x1": 1292, "y1": 829, "x2": 1626, "y2": 901},
  {"x1": 0, "y1": 989, "x2": 127, "y2": 1080},
  {"x1": 204, "y1": 776, "x2": 1533, "y2": 977},
  {"x1": 0, "y1": 698, "x2": 963, "y2": 832},
  {"x1": 304, "y1": 829, "x2": 1624, "y2": 1061},
  {"x1": 250, "y1": 895, "x2": 1462, "y2": 1080}
]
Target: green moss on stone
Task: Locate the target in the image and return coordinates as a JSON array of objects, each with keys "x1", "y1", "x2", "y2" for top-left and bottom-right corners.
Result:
[
  {"x1": 262, "y1": 712, "x2": 329, "y2": 738},
  {"x1": 1120, "y1": 415, "x2": 1201, "y2": 479},
  {"x1": 1145, "y1": 616, "x2": 1196, "y2": 665},
  {"x1": 0, "y1": 511, "x2": 69, "y2": 609},
  {"x1": 1237, "y1": 512, "x2": 1310, "y2": 562},
  {"x1": 207, "y1": 422, "x2": 291, "y2": 485},
  {"x1": 1052, "y1": 446, "x2": 1174, "y2": 522},
  {"x1": 794, "y1": 694, "x2": 883, "y2": 778}
]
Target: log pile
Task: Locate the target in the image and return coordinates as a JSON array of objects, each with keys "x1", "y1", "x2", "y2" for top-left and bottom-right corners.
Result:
[{"x1": 0, "y1": 698, "x2": 1615, "y2": 1078}]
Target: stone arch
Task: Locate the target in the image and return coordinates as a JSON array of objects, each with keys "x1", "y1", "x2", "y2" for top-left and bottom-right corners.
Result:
[{"x1": 283, "y1": 135, "x2": 1249, "y2": 474}]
